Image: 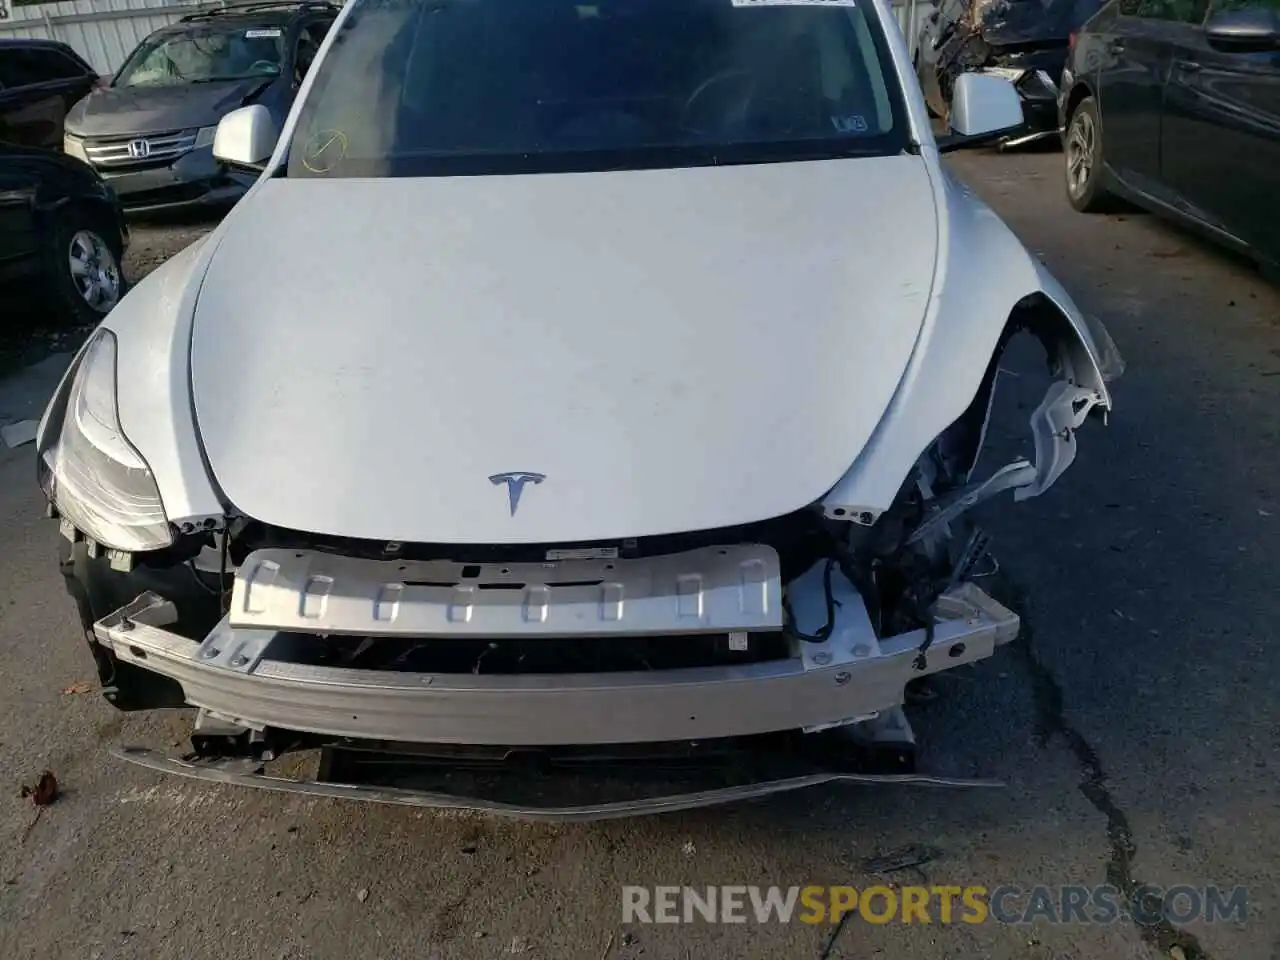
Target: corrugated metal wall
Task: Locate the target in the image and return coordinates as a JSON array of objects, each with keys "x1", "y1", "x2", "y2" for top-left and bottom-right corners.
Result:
[{"x1": 0, "y1": 0, "x2": 225, "y2": 74}]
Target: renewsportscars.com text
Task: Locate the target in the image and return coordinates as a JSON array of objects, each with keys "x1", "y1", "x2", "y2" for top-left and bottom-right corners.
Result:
[{"x1": 621, "y1": 885, "x2": 1248, "y2": 926}]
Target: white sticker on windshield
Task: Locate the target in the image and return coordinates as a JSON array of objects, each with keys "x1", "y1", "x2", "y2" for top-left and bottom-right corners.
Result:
[
  {"x1": 244, "y1": 28, "x2": 282, "y2": 38},
  {"x1": 732, "y1": 0, "x2": 857, "y2": 6}
]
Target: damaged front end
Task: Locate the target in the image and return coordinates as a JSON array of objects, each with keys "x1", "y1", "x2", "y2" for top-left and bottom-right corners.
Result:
[
  {"x1": 83, "y1": 534, "x2": 1017, "y2": 821},
  {"x1": 922, "y1": 0, "x2": 1100, "y2": 145},
  {"x1": 50, "y1": 304, "x2": 1120, "y2": 820}
]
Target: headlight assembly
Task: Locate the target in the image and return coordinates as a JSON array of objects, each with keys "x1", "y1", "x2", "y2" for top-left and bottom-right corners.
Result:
[
  {"x1": 38, "y1": 330, "x2": 173, "y2": 552},
  {"x1": 63, "y1": 134, "x2": 89, "y2": 163}
]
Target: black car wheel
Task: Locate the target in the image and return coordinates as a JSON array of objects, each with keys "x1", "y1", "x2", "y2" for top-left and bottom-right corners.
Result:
[
  {"x1": 47, "y1": 208, "x2": 125, "y2": 325},
  {"x1": 1064, "y1": 96, "x2": 1113, "y2": 213}
]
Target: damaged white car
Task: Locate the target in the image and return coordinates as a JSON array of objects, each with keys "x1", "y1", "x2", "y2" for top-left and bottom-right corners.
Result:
[{"x1": 38, "y1": 0, "x2": 1120, "y2": 819}]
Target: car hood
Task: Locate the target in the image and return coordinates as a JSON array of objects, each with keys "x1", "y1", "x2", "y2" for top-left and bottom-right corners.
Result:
[
  {"x1": 65, "y1": 77, "x2": 273, "y2": 138},
  {"x1": 190, "y1": 158, "x2": 939, "y2": 544}
]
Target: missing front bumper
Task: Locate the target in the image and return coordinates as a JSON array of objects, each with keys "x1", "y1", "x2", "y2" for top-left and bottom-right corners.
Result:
[
  {"x1": 90, "y1": 547, "x2": 1018, "y2": 816},
  {"x1": 91, "y1": 571, "x2": 1017, "y2": 745}
]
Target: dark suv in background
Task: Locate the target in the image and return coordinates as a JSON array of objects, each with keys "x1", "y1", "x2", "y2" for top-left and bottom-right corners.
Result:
[
  {"x1": 62, "y1": 1, "x2": 337, "y2": 214},
  {"x1": 0, "y1": 38, "x2": 99, "y2": 150}
]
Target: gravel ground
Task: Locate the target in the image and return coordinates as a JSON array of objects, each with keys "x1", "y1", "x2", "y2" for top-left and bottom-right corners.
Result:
[
  {"x1": 0, "y1": 151, "x2": 1277, "y2": 960},
  {"x1": 122, "y1": 219, "x2": 217, "y2": 283}
]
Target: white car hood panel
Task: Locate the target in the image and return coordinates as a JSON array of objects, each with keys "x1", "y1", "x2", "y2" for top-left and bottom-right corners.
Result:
[{"x1": 191, "y1": 158, "x2": 937, "y2": 543}]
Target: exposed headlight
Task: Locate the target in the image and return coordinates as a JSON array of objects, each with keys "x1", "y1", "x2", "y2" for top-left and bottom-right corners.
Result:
[
  {"x1": 38, "y1": 330, "x2": 173, "y2": 552},
  {"x1": 63, "y1": 134, "x2": 88, "y2": 163},
  {"x1": 194, "y1": 125, "x2": 219, "y2": 149}
]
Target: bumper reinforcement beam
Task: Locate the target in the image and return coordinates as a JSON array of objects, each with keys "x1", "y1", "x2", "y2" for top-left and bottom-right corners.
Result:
[{"x1": 92, "y1": 580, "x2": 1019, "y2": 746}]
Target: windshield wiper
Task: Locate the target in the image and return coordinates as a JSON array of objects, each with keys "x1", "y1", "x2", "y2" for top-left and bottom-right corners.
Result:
[{"x1": 188, "y1": 74, "x2": 273, "y2": 83}]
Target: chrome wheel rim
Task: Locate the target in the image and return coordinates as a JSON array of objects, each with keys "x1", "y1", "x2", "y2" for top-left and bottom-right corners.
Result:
[
  {"x1": 68, "y1": 229, "x2": 121, "y2": 313},
  {"x1": 1066, "y1": 110, "x2": 1096, "y2": 199}
]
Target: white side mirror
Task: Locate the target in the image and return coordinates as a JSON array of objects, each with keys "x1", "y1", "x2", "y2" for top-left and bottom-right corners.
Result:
[
  {"x1": 948, "y1": 73, "x2": 1024, "y2": 139},
  {"x1": 212, "y1": 105, "x2": 279, "y2": 169}
]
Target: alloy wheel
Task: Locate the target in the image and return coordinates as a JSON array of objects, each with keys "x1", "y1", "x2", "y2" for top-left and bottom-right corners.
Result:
[
  {"x1": 1065, "y1": 110, "x2": 1096, "y2": 200},
  {"x1": 67, "y1": 230, "x2": 122, "y2": 314}
]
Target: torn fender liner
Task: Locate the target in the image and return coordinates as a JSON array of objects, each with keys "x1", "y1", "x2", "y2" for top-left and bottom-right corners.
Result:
[{"x1": 113, "y1": 746, "x2": 1003, "y2": 822}]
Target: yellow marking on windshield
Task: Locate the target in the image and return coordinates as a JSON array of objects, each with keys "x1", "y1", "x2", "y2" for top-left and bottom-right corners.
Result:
[{"x1": 301, "y1": 128, "x2": 349, "y2": 174}]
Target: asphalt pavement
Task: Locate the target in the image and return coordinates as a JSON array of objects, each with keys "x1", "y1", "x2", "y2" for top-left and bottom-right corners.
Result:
[{"x1": 0, "y1": 150, "x2": 1277, "y2": 960}]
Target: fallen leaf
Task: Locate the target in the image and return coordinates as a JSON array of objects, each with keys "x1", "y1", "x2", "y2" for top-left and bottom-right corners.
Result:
[
  {"x1": 357, "y1": 887, "x2": 370, "y2": 903},
  {"x1": 62, "y1": 682, "x2": 94, "y2": 695},
  {"x1": 19, "y1": 771, "x2": 58, "y2": 807}
]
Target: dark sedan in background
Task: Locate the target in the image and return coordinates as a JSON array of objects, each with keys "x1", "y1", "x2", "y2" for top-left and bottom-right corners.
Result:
[
  {"x1": 1059, "y1": 0, "x2": 1280, "y2": 272},
  {"x1": 61, "y1": 1, "x2": 336, "y2": 214}
]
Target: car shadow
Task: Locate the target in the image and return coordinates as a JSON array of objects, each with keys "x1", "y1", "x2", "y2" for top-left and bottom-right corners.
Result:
[
  {"x1": 125, "y1": 203, "x2": 234, "y2": 230},
  {"x1": 0, "y1": 299, "x2": 94, "y2": 381}
]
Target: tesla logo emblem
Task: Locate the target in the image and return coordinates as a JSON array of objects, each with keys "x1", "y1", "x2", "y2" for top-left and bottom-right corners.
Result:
[
  {"x1": 488, "y1": 472, "x2": 545, "y2": 516},
  {"x1": 127, "y1": 139, "x2": 151, "y2": 159}
]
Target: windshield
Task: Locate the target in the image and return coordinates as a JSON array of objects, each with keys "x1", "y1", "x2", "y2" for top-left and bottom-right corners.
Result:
[
  {"x1": 114, "y1": 22, "x2": 286, "y2": 87},
  {"x1": 287, "y1": 0, "x2": 908, "y2": 177}
]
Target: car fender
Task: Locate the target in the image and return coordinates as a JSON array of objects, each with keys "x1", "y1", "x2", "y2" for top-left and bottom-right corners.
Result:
[
  {"x1": 1062, "y1": 76, "x2": 1097, "y2": 127},
  {"x1": 821, "y1": 164, "x2": 1114, "y2": 522},
  {"x1": 64, "y1": 237, "x2": 226, "y2": 528}
]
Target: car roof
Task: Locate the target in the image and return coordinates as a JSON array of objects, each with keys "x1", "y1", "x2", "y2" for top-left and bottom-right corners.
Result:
[
  {"x1": 154, "y1": 10, "x2": 295, "y2": 36},
  {"x1": 0, "y1": 38, "x2": 81, "y2": 52},
  {"x1": 0, "y1": 37, "x2": 94, "y2": 72},
  {"x1": 135, "y1": 2, "x2": 336, "y2": 43},
  {"x1": 171, "y1": 1, "x2": 338, "y2": 27}
]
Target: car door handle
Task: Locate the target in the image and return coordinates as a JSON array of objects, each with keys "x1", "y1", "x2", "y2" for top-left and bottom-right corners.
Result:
[{"x1": 1175, "y1": 59, "x2": 1202, "y2": 73}]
